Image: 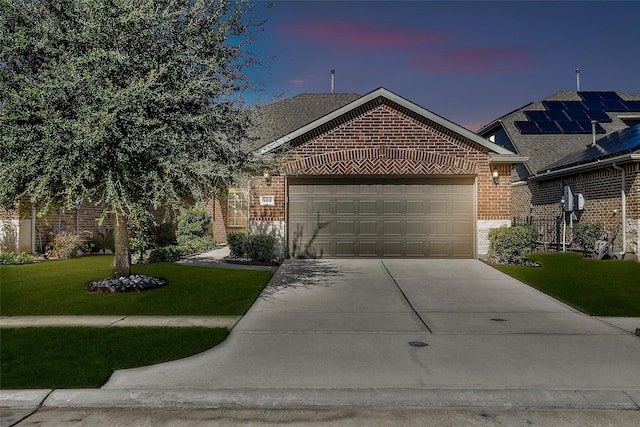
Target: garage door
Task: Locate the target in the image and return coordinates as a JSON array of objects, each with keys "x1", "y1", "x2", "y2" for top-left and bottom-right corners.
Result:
[{"x1": 288, "y1": 177, "x2": 475, "y2": 258}]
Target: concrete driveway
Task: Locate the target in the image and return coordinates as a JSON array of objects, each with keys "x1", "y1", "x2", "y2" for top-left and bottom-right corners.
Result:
[{"x1": 102, "y1": 259, "x2": 640, "y2": 392}]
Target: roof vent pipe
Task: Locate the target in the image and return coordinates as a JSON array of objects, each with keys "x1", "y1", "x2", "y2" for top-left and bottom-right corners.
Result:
[
  {"x1": 591, "y1": 120, "x2": 597, "y2": 146},
  {"x1": 576, "y1": 68, "x2": 580, "y2": 91},
  {"x1": 331, "y1": 69, "x2": 335, "y2": 94}
]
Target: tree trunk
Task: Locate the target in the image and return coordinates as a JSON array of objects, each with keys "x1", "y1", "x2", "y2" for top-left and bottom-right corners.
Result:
[{"x1": 114, "y1": 210, "x2": 131, "y2": 278}]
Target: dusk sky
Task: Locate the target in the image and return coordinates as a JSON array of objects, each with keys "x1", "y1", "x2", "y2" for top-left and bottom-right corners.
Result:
[{"x1": 245, "y1": 0, "x2": 640, "y2": 131}]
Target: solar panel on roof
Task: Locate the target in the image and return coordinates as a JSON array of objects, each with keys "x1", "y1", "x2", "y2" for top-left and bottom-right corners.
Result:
[
  {"x1": 514, "y1": 121, "x2": 541, "y2": 134},
  {"x1": 542, "y1": 101, "x2": 565, "y2": 110},
  {"x1": 525, "y1": 111, "x2": 548, "y2": 121},
  {"x1": 582, "y1": 100, "x2": 605, "y2": 110},
  {"x1": 598, "y1": 124, "x2": 640, "y2": 153},
  {"x1": 563, "y1": 101, "x2": 586, "y2": 110},
  {"x1": 564, "y1": 110, "x2": 589, "y2": 121},
  {"x1": 546, "y1": 110, "x2": 568, "y2": 121},
  {"x1": 624, "y1": 100, "x2": 640, "y2": 110},
  {"x1": 584, "y1": 110, "x2": 612, "y2": 122},
  {"x1": 576, "y1": 121, "x2": 606, "y2": 133},
  {"x1": 556, "y1": 121, "x2": 584, "y2": 133},
  {"x1": 544, "y1": 124, "x2": 640, "y2": 172},
  {"x1": 598, "y1": 92, "x2": 621, "y2": 100},
  {"x1": 601, "y1": 99, "x2": 628, "y2": 111},
  {"x1": 535, "y1": 121, "x2": 561, "y2": 133},
  {"x1": 579, "y1": 91, "x2": 604, "y2": 100}
]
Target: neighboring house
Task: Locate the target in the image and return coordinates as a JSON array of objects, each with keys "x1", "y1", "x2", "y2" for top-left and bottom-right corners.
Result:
[
  {"x1": 214, "y1": 87, "x2": 526, "y2": 259},
  {"x1": 477, "y1": 91, "x2": 640, "y2": 259}
]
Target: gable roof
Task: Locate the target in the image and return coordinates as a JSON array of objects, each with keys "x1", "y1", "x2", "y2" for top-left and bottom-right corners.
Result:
[
  {"x1": 259, "y1": 87, "x2": 523, "y2": 162},
  {"x1": 251, "y1": 93, "x2": 361, "y2": 148},
  {"x1": 477, "y1": 91, "x2": 640, "y2": 180}
]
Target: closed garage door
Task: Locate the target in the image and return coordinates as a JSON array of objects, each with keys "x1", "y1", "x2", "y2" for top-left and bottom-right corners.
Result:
[{"x1": 288, "y1": 177, "x2": 475, "y2": 258}]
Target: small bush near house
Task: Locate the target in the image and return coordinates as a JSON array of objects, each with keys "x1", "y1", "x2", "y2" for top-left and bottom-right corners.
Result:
[
  {"x1": 176, "y1": 206, "x2": 211, "y2": 245},
  {"x1": 572, "y1": 222, "x2": 604, "y2": 257},
  {"x1": 153, "y1": 222, "x2": 176, "y2": 246},
  {"x1": 227, "y1": 231, "x2": 248, "y2": 257},
  {"x1": 88, "y1": 228, "x2": 115, "y2": 253},
  {"x1": 147, "y1": 246, "x2": 186, "y2": 263},
  {"x1": 180, "y1": 236, "x2": 217, "y2": 254},
  {"x1": 146, "y1": 236, "x2": 217, "y2": 263},
  {"x1": 246, "y1": 235, "x2": 275, "y2": 262},
  {"x1": 52, "y1": 232, "x2": 85, "y2": 259},
  {"x1": 488, "y1": 225, "x2": 537, "y2": 265},
  {"x1": 0, "y1": 251, "x2": 37, "y2": 265}
]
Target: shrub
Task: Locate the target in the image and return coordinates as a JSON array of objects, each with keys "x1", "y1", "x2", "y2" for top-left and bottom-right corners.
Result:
[
  {"x1": 146, "y1": 237, "x2": 217, "y2": 264},
  {"x1": 572, "y1": 222, "x2": 604, "y2": 257},
  {"x1": 176, "y1": 206, "x2": 211, "y2": 245},
  {"x1": 180, "y1": 236, "x2": 217, "y2": 255},
  {"x1": 488, "y1": 225, "x2": 537, "y2": 265},
  {"x1": 0, "y1": 251, "x2": 37, "y2": 265},
  {"x1": 147, "y1": 245, "x2": 187, "y2": 263},
  {"x1": 153, "y1": 222, "x2": 176, "y2": 246},
  {"x1": 246, "y1": 235, "x2": 275, "y2": 262},
  {"x1": 52, "y1": 232, "x2": 85, "y2": 259},
  {"x1": 227, "y1": 231, "x2": 247, "y2": 257},
  {"x1": 88, "y1": 228, "x2": 115, "y2": 253}
]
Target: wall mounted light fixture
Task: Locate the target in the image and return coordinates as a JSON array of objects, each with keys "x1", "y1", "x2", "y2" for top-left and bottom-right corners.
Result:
[
  {"x1": 492, "y1": 167, "x2": 499, "y2": 184},
  {"x1": 263, "y1": 171, "x2": 271, "y2": 185}
]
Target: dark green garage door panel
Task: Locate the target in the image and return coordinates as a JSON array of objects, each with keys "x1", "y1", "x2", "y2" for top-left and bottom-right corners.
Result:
[{"x1": 288, "y1": 177, "x2": 475, "y2": 258}]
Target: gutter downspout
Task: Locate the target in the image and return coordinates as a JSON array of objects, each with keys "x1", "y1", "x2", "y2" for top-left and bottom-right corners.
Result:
[{"x1": 612, "y1": 163, "x2": 626, "y2": 258}]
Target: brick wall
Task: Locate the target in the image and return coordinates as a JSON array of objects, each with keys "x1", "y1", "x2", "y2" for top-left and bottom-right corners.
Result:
[
  {"x1": 277, "y1": 100, "x2": 511, "y2": 221},
  {"x1": 514, "y1": 163, "x2": 640, "y2": 254},
  {"x1": 249, "y1": 176, "x2": 286, "y2": 222}
]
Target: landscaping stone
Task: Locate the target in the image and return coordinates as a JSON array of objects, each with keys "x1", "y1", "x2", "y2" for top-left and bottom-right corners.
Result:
[{"x1": 86, "y1": 275, "x2": 167, "y2": 293}]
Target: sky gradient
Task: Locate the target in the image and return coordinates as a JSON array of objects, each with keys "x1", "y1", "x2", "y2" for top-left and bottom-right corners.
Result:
[{"x1": 245, "y1": 0, "x2": 640, "y2": 131}]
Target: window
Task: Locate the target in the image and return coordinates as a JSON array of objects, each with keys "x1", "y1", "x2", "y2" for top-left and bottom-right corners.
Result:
[{"x1": 228, "y1": 188, "x2": 249, "y2": 227}]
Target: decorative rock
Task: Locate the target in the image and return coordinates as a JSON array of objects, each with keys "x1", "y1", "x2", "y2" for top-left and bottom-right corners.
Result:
[
  {"x1": 86, "y1": 275, "x2": 167, "y2": 293},
  {"x1": 104, "y1": 249, "x2": 113, "y2": 254}
]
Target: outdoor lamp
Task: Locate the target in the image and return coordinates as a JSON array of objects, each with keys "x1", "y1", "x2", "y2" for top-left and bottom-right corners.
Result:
[
  {"x1": 263, "y1": 171, "x2": 271, "y2": 185},
  {"x1": 492, "y1": 167, "x2": 499, "y2": 184}
]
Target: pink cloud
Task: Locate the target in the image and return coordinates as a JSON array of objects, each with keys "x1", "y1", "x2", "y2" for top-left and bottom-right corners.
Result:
[
  {"x1": 413, "y1": 47, "x2": 535, "y2": 74},
  {"x1": 288, "y1": 79, "x2": 305, "y2": 85},
  {"x1": 281, "y1": 20, "x2": 446, "y2": 52}
]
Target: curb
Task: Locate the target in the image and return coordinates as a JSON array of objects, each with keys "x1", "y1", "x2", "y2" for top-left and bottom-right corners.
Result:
[{"x1": 2, "y1": 388, "x2": 639, "y2": 411}]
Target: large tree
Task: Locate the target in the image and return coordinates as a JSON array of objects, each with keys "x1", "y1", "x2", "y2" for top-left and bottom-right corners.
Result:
[{"x1": 0, "y1": 0, "x2": 260, "y2": 276}]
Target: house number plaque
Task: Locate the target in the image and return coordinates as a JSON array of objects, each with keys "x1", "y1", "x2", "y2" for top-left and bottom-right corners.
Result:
[{"x1": 260, "y1": 196, "x2": 275, "y2": 206}]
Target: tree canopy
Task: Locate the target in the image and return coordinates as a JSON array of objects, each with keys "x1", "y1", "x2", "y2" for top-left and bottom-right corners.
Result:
[{"x1": 0, "y1": 0, "x2": 261, "y2": 276}]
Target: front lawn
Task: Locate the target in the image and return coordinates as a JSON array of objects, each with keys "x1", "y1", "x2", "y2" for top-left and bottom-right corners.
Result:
[
  {"x1": 0, "y1": 327, "x2": 227, "y2": 388},
  {"x1": 0, "y1": 256, "x2": 274, "y2": 389},
  {"x1": 495, "y1": 252, "x2": 640, "y2": 316},
  {"x1": 0, "y1": 256, "x2": 273, "y2": 315}
]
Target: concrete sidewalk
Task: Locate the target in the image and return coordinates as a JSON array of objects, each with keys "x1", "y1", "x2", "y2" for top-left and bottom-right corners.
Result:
[{"x1": 0, "y1": 315, "x2": 240, "y2": 329}]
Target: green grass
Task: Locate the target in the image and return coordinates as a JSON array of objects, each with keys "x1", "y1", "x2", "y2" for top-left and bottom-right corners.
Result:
[
  {"x1": 0, "y1": 256, "x2": 273, "y2": 315},
  {"x1": 495, "y1": 252, "x2": 640, "y2": 316},
  {"x1": 0, "y1": 327, "x2": 228, "y2": 389}
]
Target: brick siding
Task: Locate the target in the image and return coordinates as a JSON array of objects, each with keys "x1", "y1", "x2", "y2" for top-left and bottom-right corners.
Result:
[
  {"x1": 274, "y1": 100, "x2": 510, "y2": 221},
  {"x1": 514, "y1": 163, "x2": 640, "y2": 253}
]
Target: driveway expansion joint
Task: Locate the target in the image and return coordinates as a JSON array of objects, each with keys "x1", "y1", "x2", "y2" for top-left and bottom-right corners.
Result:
[{"x1": 380, "y1": 260, "x2": 432, "y2": 333}]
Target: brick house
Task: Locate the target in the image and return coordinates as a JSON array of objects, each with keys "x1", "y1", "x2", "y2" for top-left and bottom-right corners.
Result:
[
  {"x1": 214, "y1": 87, "x2": 526, "y2": 259},
  {"x1": 3, "y1": 87, "x2": 526, "y2": 258},
  {"x1": 477, "y1": 91, "x2": 640, "y2": 259}
]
